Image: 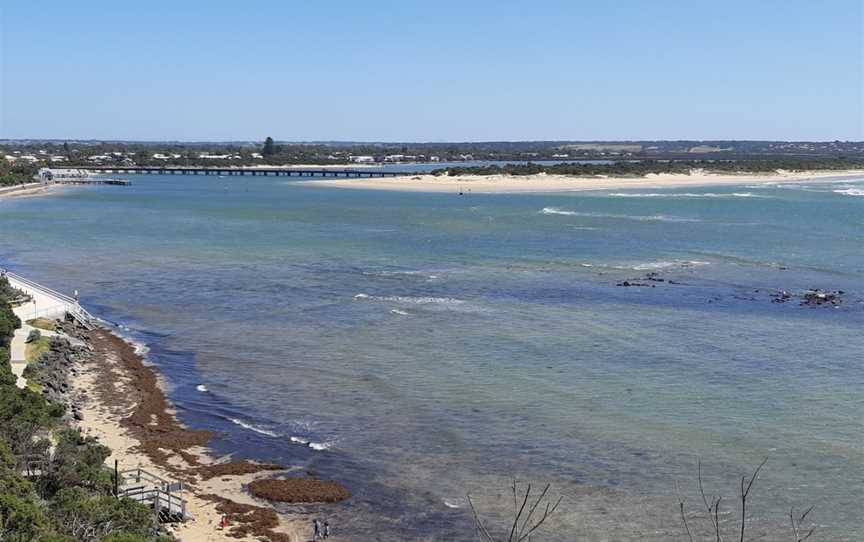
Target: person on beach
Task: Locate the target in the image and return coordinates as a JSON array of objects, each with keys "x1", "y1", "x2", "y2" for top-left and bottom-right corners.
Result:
[
  {"x1": 312, "y1": 518, "x2": 321, "y2": 540},
  {"x1": 323, "y1": 521, "x2": 331, "y2": 538}
]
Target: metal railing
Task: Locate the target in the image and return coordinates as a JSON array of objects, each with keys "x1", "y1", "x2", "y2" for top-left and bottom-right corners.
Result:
[
  {"x1": 118, "y1": 467, "x2": 188, "y2": 522},
  {"x1": 4, "y1": 271, "x2": 98, "y2": 329}
]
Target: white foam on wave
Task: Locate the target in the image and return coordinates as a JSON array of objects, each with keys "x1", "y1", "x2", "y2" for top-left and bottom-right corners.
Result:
[
  {"x1": 196, "y1": 384, "x2": 208, "y2": 392},
  {"x1": 834, "y1": 188, "x2": 864, "y2": 197},
  {"x1": 443, "y1": 499, "x2": 461, "y2": 509},
  {"x1": 290, "y1": 436, "x2": 333, "y2": 451},
  {"x1": 354, "y1": 293, "x2": 465, "y2": 305},
  {"x1": 606, "y1": 192, "x2": 761, "y2": 198},
  {"x1": 119, "y1": 335, "x2": 150, "y2": 357},
  {"x1": 540, "y1": 207, "x2": 579, "y2": 216},
  {"x1": 390, "y1": 309, "x2": 410, "y2": 316},
  {"x1": 132, "y1": 341, "x2": 150, "y2": 356},
  {"x1": 364, "y1": 270, "x2": 439, "y2": 280},
  {"x1": 631, "y1": 260, "x2": 711, "y2": 271},
  {"x1": 540, "y1": 207, "x2": 700, "y2": 223},
  {"x1": 228, "y1": 417, "x2": 279, "y2": 437}
]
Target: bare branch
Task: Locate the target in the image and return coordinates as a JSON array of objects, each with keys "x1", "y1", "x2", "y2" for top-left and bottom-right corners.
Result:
[
  {"x1": 518, "y1": 483, "x2": 551, "y2": 540},
  {"x1": 519, "y1": 495, "x2": 563, "y2": 542},
  {"x1": 739, "y1": 457, "x2": 768, "y2": 542},
  {"x1": 467, "y1": 493, "x2": 495, "y2": 542},
  {"x1": 676, "y1": 480, "x2": 694, "y2": 542},
  {"x1": 508, "y1": 483, "x2": 531, "y2": 542},
  {"x1": 790, "y1": 505, "x2": 817, "y2": 542}
]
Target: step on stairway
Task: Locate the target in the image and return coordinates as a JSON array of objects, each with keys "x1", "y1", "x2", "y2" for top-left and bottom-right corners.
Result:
[{"x1": 117, "y1": 467, "x2": 191, "y2": 522}]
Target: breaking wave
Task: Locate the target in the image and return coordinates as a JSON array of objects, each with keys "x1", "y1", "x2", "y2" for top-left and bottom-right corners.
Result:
[
  {"x1": 630, "y1": 260, "x2": 711, "y2": 271},
  {"x1": 605, "y1": 192, "x2": 761, "y2": 198},
  {"x1": 228, "y1": 417, "x2": 279, "y2": 438},
  {"x1": 540, "y1": 207, "x2": 700, "y2": 222},
  {"x1": 539, "y1": 207, "x2": 579, "y2": 216},
  {"x1": 354, "y1": 293, "x2": 465, "y2": 305},
  {"x1": 363, "y1": 270, "x2": 439, "y2": 280},
  {"x1": 290, "y1": 436, "x2": 333, "y2": 451},
  {"x1": 834, "y1": 188, "x2": 864, "y2": 197}
]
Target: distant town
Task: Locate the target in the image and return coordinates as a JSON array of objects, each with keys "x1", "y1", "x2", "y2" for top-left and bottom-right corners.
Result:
[{"x1": 2, "y1": 139, "x2": 863, "y2": 169}]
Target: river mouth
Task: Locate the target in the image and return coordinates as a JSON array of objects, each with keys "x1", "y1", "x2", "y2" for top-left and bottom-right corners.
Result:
[{"x1": 2, "y1": 173, "x2": 862, "y2": 540}]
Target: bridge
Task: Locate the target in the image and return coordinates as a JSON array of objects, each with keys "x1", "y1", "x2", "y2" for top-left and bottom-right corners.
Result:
[{"x1": 52, "y1": 165, "x2": 411, "y2": 178}]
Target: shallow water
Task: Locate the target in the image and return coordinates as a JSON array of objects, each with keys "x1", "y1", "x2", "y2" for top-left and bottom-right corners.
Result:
[{"x1": 1, "y1": 173, "x2": 862, "y2": 540}]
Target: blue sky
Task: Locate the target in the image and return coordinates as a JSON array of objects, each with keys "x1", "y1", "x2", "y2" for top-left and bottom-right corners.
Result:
[{"x1": 1, "y1": 0, "x2": 861, "y2": 141}]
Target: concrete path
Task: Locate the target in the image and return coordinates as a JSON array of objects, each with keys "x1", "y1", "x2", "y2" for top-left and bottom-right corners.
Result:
[
  {"x1": 4, "y1": 271, "x2": 95, "y2": 388},
  {"x1": 9, "y1": 302, "x2": 65, "y2": 389},
  {"x1": 10, "y1": 303, "x2": 35, "y2": 388}
]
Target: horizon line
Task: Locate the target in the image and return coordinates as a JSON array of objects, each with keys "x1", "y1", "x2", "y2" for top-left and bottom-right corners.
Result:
[{"x1": 2, "y1": 138, "x2": 863, "y2": 145}]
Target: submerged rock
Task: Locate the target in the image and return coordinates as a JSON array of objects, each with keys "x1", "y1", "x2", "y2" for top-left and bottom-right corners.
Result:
[{"x1": 800, "y1": 289, "x2": 843, "y2": 307}]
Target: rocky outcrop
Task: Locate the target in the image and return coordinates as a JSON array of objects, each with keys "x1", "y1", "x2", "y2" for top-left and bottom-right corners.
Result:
[
  {"x1": 770, "y1": 288, "x2": 845, "y2": 307},
  {"x1": 23, "y1": 333, "x2": 93, "y2": 421},
  {"x1": 616, "y1": 271, "x2": 682, "y2": 288}
]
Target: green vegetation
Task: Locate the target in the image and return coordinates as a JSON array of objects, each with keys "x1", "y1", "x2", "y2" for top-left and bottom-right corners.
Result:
[
  {"x1": 262, "y1": 136, "x2": 276, "y2": 157},
  {"x1": 0, "y1": 277, "x2": 171, "y2": 542},
  {"x1": 432, "y1": 158, "x2": 864, "y2": 177},
  {"x1": 0, "y1": 159, "x2": 38, "y2": 187},
  {"x1": 25, "y1": 336, "x2": 51, "y2": 363},
  {"x1": 3, "y1": 139, "x2": 862, "y2": 169}
]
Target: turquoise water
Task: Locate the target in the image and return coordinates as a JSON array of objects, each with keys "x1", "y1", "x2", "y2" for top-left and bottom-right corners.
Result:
[{"x1": 1, "y1": 173, "x2": 862, "y2": 540}]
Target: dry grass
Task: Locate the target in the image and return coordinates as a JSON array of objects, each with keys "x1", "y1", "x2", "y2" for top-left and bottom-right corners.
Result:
[{"x1": 26, "y1": 317, "x2": 57, "y2": 331}]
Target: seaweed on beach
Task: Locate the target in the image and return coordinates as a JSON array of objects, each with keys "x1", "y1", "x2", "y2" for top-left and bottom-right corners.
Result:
[
  {"x1": 247, "y1": 477, "x2": 351, "y2": 504},
  {"x1": 85, "y1": 329, "x2": 212, "y2": 472},
  {"x1": 196, "y1": 460, "x2": 286, "y2": 480},
  {"x1": 199, "y1": 493, "x2": 291, "y2": 542}
]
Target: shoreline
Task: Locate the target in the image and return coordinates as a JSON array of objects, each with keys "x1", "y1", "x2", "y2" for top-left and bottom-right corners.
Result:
[
  {"x1": 302, "y1": 169, "x2": 864, "y2": 193},
  {"x1": 66, "y1": 324, "x2": 316, "y2": 541},
  {"x1": 0, "y1": 182, "x2": 63, "y2": 200}
]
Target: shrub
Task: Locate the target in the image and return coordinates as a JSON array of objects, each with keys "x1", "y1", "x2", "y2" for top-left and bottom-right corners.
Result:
[
  {"x1": 39, "y1": 430, "x2": 113, "y2": 498},
  {"x1": 50, "y1": 488, "x2": 162, "y2": 542}
]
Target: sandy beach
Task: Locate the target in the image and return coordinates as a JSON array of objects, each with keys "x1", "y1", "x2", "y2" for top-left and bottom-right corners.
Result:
[
  {"x1": 304, "y1": 169, "x2": 864, "y2": 193},
  {"x1": 0, "y1": 183, "x2": 63, "y2": 199}
]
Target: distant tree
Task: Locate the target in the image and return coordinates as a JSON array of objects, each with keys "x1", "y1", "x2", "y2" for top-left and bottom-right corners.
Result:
[
  {"x1": 262, "y1": 137, "x2": 276, "y2": 157},
  {"x1": 63, "y1": 142, "x2": 70, "y2": 155}
]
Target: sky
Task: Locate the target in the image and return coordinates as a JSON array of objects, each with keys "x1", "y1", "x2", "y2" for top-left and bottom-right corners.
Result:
[{"x1": 1, "y1": 0, "x2": 862, "y2": 142}]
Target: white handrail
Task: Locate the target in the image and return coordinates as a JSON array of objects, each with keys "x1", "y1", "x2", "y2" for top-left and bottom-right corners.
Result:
[
  {"x1": 5, "y1": 272, "x2": 77, "y2": 304},
  {"x1": 3, "y1": 271, "x2": 98, "y2": 328}
]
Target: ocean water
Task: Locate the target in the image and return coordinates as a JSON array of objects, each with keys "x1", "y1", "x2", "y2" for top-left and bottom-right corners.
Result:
[{"x1": 1, "y1": 173, "x2": 862, "y2": 540}]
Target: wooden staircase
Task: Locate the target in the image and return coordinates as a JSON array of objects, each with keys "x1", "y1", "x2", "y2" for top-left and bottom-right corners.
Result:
[{"x1": 117, "y1": 467, "x2": 190, "y2": 522}]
